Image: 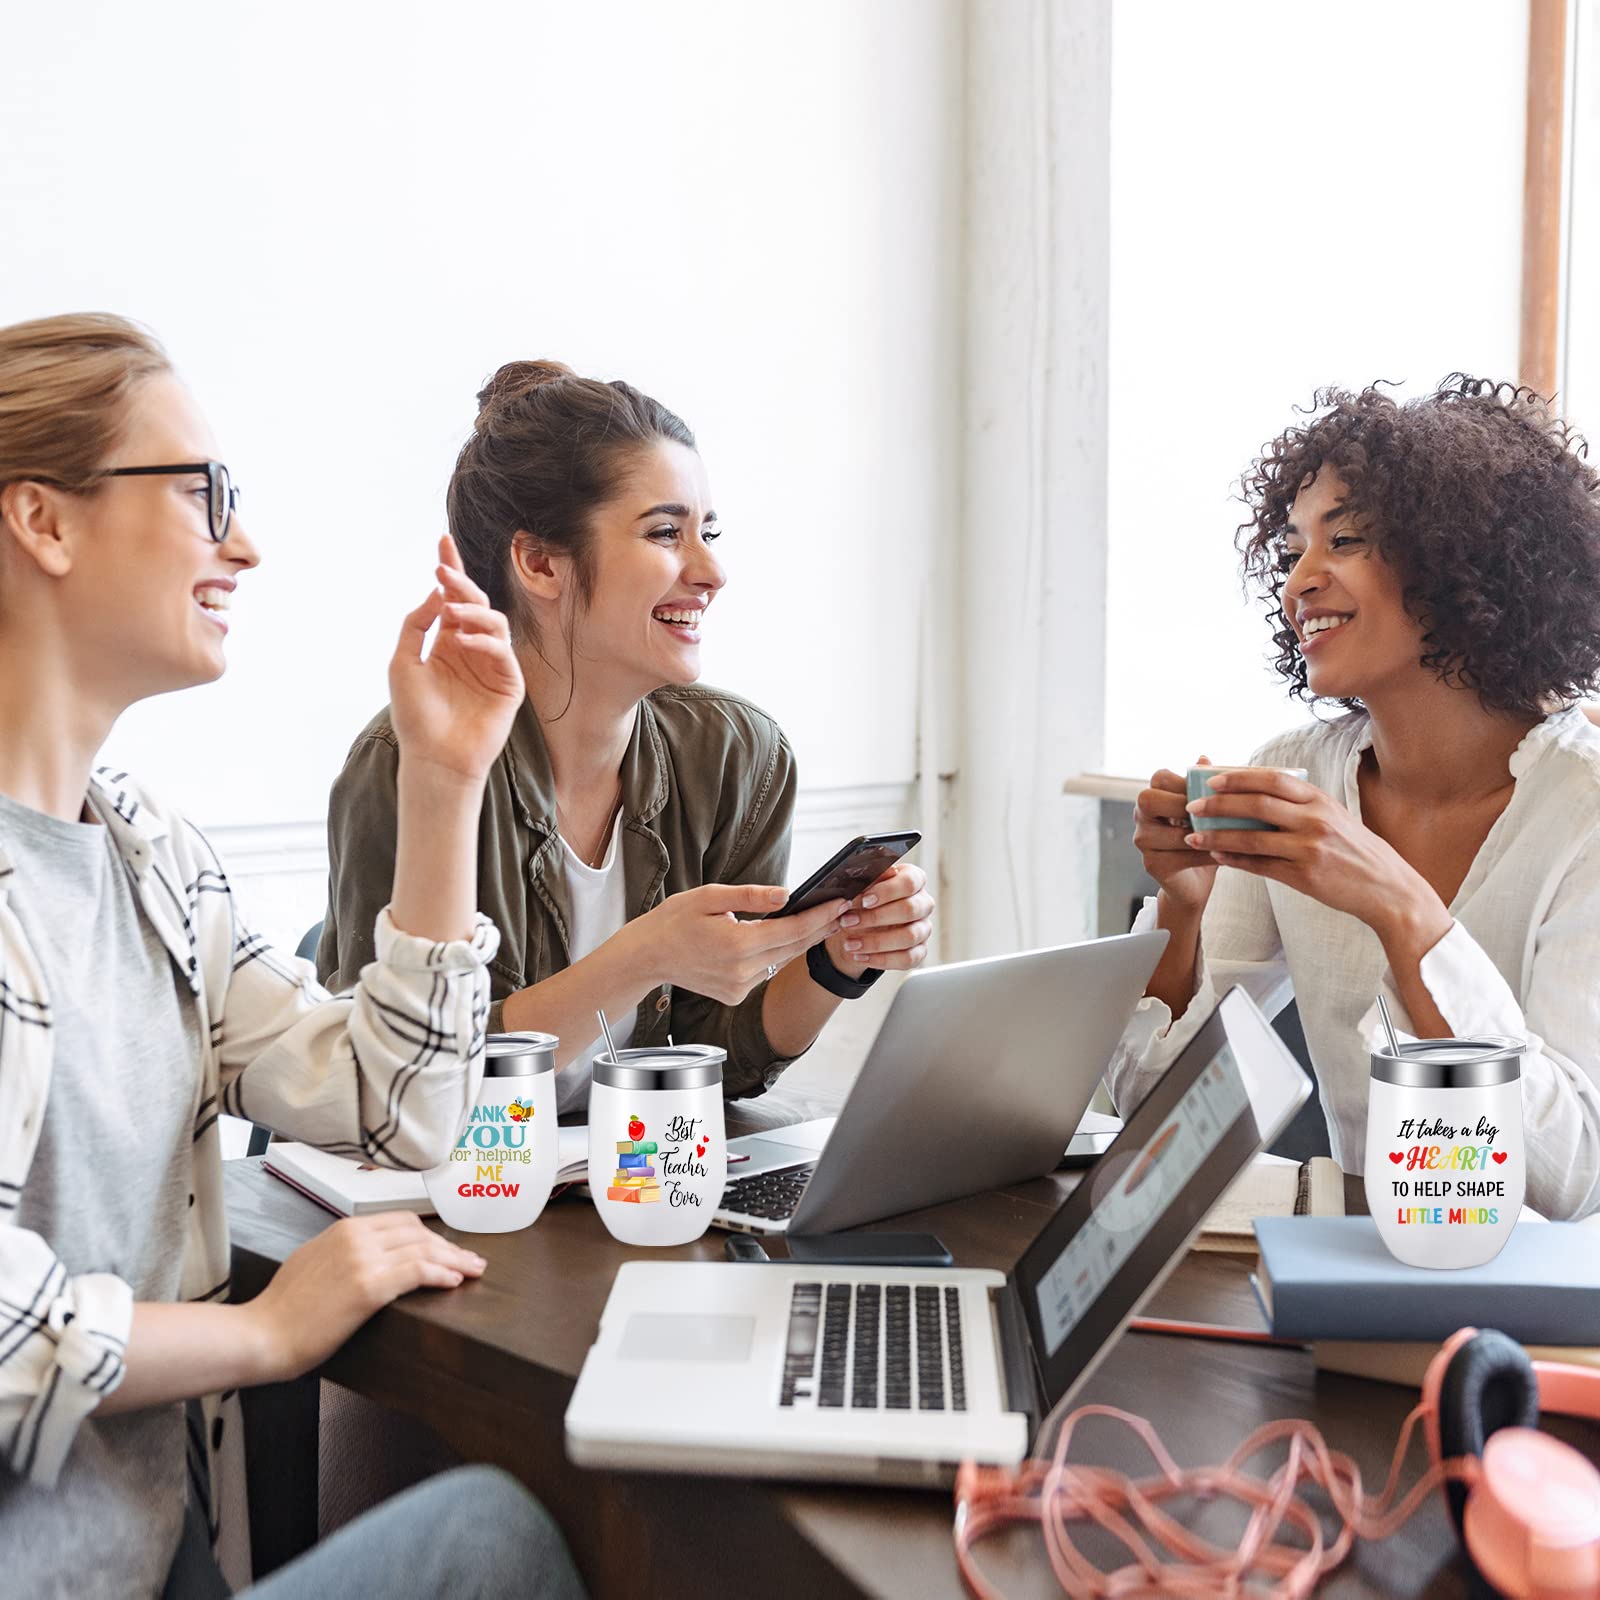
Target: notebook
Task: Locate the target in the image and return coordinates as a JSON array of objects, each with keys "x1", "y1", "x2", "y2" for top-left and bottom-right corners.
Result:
[
  {"x1": 1193, "y1": 1154, "x2": 1344, "y2": 1253},
  {"x1": 263, "y1": 1128, "x2": 590, "y2": 1217},
  {"x1": 1251, "y1": 1216, "x2": 1600, "y2": 1343}
]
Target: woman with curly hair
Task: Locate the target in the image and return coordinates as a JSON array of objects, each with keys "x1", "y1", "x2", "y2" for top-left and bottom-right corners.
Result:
[{"x1": 1106, "y1": 375, "x2": 1600, "y2": 1222}]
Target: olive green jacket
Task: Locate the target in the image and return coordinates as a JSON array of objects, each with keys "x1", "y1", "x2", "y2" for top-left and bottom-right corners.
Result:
[{"x1": 316, "y1": 685, "x2": 802, "y2": 1099}]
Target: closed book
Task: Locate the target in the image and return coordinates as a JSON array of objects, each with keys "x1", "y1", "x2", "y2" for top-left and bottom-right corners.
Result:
[
  {"x1": 263, "y1": 1143, "x2": 432, "y2": 1217},
  {"x1": 1312, "y1": 1340, "x2": 1600, "y2": 1388},
  {"x1": 1251, "y1": 1217, "x2": 1600, "y2": 1343}
]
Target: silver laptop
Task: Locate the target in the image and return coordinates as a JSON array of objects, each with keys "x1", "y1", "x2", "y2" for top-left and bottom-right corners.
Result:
[
  {"x1": 565, "y1": 986, "x2": 1310, "y2": 1483},
  {"x1": 715, "y1": 931, "x2": 1168, "y2": 1234}
]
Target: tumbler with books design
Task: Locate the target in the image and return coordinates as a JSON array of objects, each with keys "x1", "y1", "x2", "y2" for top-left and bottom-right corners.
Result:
[{"x1": 588, "y1": 1044, "x2": 726, "y2": 1246}]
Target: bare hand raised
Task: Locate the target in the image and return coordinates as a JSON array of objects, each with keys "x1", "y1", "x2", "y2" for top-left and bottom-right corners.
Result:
[{"x1": 389, "y1": 533, "x2": 524, "y2": 785}]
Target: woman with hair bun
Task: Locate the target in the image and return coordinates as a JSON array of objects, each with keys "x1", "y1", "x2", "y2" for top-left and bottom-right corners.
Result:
[
  {"x1": 320, "y1": 361, "x2": 934, "y2": 1110},
  {"x1": 1109, "y1": 375, "x2": 1600, "y2": 1222},
  {"x1": 0, "y1": 315, "x2": 582, "y2": 1596}
]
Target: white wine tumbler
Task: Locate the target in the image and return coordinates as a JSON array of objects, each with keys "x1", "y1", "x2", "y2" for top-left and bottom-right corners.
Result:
[
  {"x1": 424, "y1": 1032, "x2": 560, "y2": 1233},
  {"x1": 588, "y1": 1045, "x2": 726, "y2": 1246},
  {"x1": 1364, "y1": 1036, "x2": 1524, "y2": 1270}
]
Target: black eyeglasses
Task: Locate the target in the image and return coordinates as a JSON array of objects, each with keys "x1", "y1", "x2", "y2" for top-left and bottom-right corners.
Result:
[{"x1": 103, "y1": 461, "x2": 241, "y2": 544}]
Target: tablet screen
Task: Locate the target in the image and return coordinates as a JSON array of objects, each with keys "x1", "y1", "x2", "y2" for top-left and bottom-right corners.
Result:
[{"x1": 1014, "y1": 999, "x2": 1266, "y2": 1403}]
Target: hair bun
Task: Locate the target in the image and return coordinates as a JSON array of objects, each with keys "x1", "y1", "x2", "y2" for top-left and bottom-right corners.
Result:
[{"x1": 474, "y1": 359, "x2": 575, "y2": 429}]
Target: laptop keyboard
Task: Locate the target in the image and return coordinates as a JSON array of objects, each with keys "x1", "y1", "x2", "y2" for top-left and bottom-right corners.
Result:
[
  {"x1": 778, "y1": 1281, "x2": 967, "y2": 1412},
  {"x1": 719, "y1": 1163, "x2": 816, "y2": 1222}
]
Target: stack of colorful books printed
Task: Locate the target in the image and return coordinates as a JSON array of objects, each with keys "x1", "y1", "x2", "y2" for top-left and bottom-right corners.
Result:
[{"x1": 608, "y1": 1138, "x2": 660, "y2": 1203}]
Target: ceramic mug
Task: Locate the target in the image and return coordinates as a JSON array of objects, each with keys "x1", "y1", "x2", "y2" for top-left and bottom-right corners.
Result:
[{"x1": 1186, "y1": 765, "x2": 1310, "y2": 831}]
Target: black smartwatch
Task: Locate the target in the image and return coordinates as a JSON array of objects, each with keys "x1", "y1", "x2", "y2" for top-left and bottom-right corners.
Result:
[{"x1": 806, "y1": 941, "x2": 881, "y2": 1000}]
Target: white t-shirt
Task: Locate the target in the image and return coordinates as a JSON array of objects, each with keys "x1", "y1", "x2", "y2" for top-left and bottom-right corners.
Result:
[
  {"x1": 1105, "y1": 706, "x2": 1600, "y2": 1222},
  {"x1": 557, "y1": 809, "x2": 636, "y2": 1112}
]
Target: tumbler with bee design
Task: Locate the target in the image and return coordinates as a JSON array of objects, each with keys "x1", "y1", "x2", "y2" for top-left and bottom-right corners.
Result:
[{"x1": 424, "y1": 1032, "x2": 560, "y2": 1233}]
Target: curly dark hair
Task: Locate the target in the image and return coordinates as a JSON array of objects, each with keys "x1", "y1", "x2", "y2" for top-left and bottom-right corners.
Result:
[{"x1": 1236, "y1": 375, "x2": 1600, "y2": 716}]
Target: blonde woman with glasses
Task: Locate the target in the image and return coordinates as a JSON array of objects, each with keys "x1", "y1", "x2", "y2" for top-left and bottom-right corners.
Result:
[{"x1": 0, "y1": 315, "x2": 583, "y2": 1599}]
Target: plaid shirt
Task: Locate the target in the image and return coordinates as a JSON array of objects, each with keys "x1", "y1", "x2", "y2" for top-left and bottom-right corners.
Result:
[{"x1": 0, "y1": 766, "x2": 497, "y2": 1575}]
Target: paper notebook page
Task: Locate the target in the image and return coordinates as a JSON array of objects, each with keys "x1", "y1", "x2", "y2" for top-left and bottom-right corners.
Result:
[
  {"x1": 557, "y1": 1125, "x2": 589, "y2": 1182},
  {"x1": 1194, "y1": 1155, "x2": 1345, "y2": 1252}
]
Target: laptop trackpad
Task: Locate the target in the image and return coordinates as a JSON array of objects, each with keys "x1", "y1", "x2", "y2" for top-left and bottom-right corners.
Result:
[{"x1": 618, "y1": 1313, "x2": 756, "y2": 1363}]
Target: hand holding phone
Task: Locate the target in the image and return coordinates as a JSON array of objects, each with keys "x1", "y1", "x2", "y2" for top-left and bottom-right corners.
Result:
[{"x1": 767, "y1": 831, "x2": 921, "y2": 919}]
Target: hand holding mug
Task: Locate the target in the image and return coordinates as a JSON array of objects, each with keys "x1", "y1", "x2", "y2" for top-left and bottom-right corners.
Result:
[
  {"x1": 1134, "y1": 758, "x2": 1220, "y2": 917},
  {"x1": 1185, "y1": 767, "x2": 1450, "y2": 946}
]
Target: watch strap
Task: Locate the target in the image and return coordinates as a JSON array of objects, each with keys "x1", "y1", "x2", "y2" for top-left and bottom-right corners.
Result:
[{"x1": 806, "y1": 940, "x2": 882, "y2": 1000}]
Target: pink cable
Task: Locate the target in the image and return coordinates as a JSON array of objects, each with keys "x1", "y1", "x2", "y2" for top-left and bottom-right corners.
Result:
[{"x1": 953, "y1": 1402, "x2": 1477, "y2": 1599}]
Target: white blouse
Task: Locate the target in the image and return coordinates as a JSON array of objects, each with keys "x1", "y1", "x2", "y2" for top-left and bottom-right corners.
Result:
[{"x1": 1105, "y1": 706, "x2": 1600, "y2": 1222}]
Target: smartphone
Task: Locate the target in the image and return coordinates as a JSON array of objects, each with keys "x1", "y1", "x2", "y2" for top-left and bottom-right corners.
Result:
[
  {"x1": 766, "y1": 830, "x2": 921, "y2": 918},
  {"x1": 785, "y1": 1231, "x2": 953, "y2": 1268}
]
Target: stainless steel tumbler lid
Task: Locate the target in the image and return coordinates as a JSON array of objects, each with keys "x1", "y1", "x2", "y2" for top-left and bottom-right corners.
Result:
[
  {"x1": 1369, "y1": 1036, "x2": 1522, "y2": 1088},
  {"x1": 592, "y1": 1044, "x2": 725, "y2": 1091},
  {"x1": 483, "y1": 1031, "x2": 559, "y2": 1077}
]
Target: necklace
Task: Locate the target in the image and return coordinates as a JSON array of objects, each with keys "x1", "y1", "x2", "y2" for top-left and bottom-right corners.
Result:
[{"x1": 559, "y1": 780, "x2": 624, "y2": 870}]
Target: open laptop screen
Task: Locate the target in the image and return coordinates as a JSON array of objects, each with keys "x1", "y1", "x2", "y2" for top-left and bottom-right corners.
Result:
[{"x1": 1012, "y1": 993, "x2": 1279, "y2": 1410}]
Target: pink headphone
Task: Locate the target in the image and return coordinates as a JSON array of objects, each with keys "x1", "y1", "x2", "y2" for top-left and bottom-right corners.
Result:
[
  {"x1": 1422, "y1": 1327, "x2": 1600, "y2": 1599},
  {"x1": 953, "y1": 1326, "x2": 1600, "y2": 1598}
]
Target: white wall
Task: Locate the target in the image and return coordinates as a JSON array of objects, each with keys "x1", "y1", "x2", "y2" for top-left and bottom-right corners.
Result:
[
  {"x1": 3, "y1": 0, "x2": 962, "y2": 838},
  {"x1": 957, "y1": 0, "x2": 1111, "y2": 957},
  {"x1": 1103, "y1": 0, "x2": 1529, "y2": 780}
]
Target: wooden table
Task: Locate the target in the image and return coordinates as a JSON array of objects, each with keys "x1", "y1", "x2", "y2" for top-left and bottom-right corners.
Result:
[{"x1": 226, "y1": 1162, "x2": 1586, "y2": 1598}]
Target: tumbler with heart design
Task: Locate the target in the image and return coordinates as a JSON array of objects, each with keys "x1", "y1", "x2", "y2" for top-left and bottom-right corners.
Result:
[
  {"x1": 588, "y1": 1044, "x2": 727, "y2": 1246},
  {"x1": 1364, "y1": 1037, "x2": 1523, "y2": 1269}
]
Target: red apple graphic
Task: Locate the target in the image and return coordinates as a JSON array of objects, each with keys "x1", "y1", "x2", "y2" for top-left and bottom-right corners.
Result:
[{"x1": 628, "y1": 1114, "x2": 645, "y2": 1141}]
